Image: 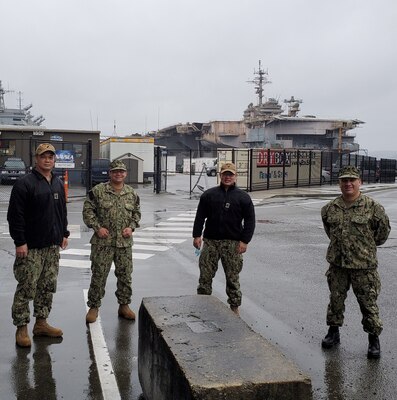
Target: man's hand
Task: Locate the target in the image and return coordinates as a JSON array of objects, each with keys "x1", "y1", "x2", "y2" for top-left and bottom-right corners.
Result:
[
  {"x1": 97, "y1": 227, "x2": 110, "y2": 238},
  {"x1": 122, "y1": 227, "x2": 133, "y2": 238},
  {"x1": 237, "y1": 241, "x2": 248, "y2": 254},
  {"x1": 16, "y1": 244, "x2": 28, "y2": 258},
  {"x1": 193, "y1": 237, "x2": 202, "y2": 250},
  {"x1": 61, "y1": 237, "x2": 68, "y2": 250}
]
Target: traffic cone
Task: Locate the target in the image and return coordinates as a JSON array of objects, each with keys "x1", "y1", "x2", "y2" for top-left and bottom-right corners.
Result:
[{"x1": 64, "y1": 170, "x2": 69, "y2": 202}]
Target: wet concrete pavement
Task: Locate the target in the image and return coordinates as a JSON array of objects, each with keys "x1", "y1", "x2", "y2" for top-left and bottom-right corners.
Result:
[{"x1": 0, "y1": 175, "x2": 396, "y2": 399}]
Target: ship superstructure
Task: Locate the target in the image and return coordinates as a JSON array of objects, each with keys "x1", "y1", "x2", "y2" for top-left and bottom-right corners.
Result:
[
  {"x1": 0, "y1": 80, "x2": 45, "y2": 126},
  {"x1": 243, "y1": 61, "x2": 363, "y2": 152},
  {"x1": 154, "y1": 62, "x2": 364, "y2": 154}
]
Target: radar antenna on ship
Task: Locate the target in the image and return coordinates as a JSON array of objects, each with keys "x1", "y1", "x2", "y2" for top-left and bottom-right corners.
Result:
[
  {"x1": 246, "y1": 60, "x2": 271, "y2": 106},
  {"x1": 283, "y1": 96, "x2": 303, "y2": 117}
]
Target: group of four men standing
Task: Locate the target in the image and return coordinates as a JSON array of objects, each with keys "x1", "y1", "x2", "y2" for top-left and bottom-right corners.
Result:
[{"x1": 7, "y1": 144, "x2": 390, "y2": 360}]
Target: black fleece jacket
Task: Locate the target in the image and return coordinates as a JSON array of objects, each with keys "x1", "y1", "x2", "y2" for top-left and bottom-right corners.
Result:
[
  {"x1": 7, "y1": 168, "x2": 69, "y2": 249},
  {"x1": 192, "y1": 184, "x2": 255, "y2": 243}
]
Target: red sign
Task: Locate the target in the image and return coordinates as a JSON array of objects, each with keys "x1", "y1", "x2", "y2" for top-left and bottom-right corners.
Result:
[{"x1": 257, "y1": 150, "x2": 291, "y2": 167}]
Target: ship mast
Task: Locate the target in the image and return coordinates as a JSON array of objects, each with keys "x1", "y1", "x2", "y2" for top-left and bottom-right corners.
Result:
[
  {"x1": 247, "y1": 60, "x2": 271, "y2": 106},
  {"x1": 0, "y1": 81, "x2": 15, "y2": 111}
]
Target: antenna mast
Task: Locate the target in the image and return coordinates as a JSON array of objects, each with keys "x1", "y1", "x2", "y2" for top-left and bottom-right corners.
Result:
[
  {"x1": 0, "y1": 81, "x2": 15, "y2": 110},
  {"x1": 247, "y1": 60, "x2": 271, "y2": 106},
  {"x1": 18, "y1": 91, "x2": 23, "y2": 110}
]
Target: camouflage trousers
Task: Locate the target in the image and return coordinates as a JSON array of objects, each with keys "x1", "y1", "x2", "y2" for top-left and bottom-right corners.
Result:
[
  {"x1": 12, "y1": 246, "x2": 60, "y2": 327},
  {"x1": 197, "y1": 239, "x2": 243, "y2": 307},
  {"x1": 325, "y1": 265, "x2": 382, "y2": 336},
  {"x1": 87, "y1": 245, "x2": 133, "y2": 308}
]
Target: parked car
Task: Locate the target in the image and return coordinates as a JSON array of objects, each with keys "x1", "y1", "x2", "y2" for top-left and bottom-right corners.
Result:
[
  {"x1": 206, "y1": 165, "x2": 217, "y2": 177},
  {"x1": 82, "y1": 158, "x2": 110, "y2": 186},
  {"x1": 321, "y1": 169, "x2": 331, "y2": 183},
  {"x1": 0, "y1": 157, "x2": 27, "y2": 184},
  {"x1": 206, "y1": 160, "x2": 218, "y2": 176}
]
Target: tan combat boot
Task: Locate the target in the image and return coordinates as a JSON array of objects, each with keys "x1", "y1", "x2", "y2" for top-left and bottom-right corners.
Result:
[
  {"x1": 33, "y1": 318, "x2": 63, "y2": 337},
  {"x1": 16, "y1": 325, "x2": 32, "y2": 347},
  {"x1": 86, "y1": 308, "x2": 99, "y2": 324},
  {"x1": 230, "y1": 305, "x2": 240, "y2": 316},
  {"x1": 118, "y1": 304, "x2": 136, "y2": 320}
]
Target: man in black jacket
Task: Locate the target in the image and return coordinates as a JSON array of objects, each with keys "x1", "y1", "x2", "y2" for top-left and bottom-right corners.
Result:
[
  {"x1": 7, "y1": 143, "x2": 69, "y2": 347},
  {"x1": 192, "y1": 162, "x2": 255, "y2": 315}
]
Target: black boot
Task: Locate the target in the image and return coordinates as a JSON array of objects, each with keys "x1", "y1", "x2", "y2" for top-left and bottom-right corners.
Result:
[
  {"x1": 367, "y1": 334, "x2": 381, "y2": 359},
  {"x1": 321, "y1": 326, "x2": 340, "y2": 349}
]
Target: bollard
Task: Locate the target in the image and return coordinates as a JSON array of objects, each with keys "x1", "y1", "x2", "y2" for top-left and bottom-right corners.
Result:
[{"x1": 64, "y1": 170, "x2": 69, "y2": 202}]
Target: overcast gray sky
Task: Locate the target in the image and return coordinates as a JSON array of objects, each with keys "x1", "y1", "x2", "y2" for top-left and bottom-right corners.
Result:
[{"x1": 1, "y1": 0, "x2": 396, "y2": 154}]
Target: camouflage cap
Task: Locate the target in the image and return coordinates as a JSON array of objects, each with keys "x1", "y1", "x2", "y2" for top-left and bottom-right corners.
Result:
[
  {"x1": 35, "y1": 143, "x2": 56, "y2": 155},
  {"x1": 109, "y1": 160, "x2": 127, "y2": 171},
  {"x1": 338, "y1": 165, "x2": 360, "y2": 179},
  {"x1": 220, "y1": 162, "x2": 236, "y2": 175}
]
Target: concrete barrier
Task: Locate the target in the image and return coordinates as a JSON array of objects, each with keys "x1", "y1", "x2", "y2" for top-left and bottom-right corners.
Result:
[{"x1": 138, "y1": 295, "x2": 312, "y2": 400}]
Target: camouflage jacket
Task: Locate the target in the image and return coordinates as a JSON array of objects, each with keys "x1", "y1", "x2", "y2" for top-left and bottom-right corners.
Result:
[
  {"x1": 321, "y1": 193, "x2": 390, "y2": 269},
  {"x1": 83, "y1": 182, "x2": 141, "y2": 248}
]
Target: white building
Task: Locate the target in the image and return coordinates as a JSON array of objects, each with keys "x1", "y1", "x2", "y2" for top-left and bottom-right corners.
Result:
[{"x1": 100, "y1": 136, "x2": 154, "y2": 180}]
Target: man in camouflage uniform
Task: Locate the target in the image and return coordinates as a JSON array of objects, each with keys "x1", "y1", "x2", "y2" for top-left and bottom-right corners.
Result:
[
  {"x1": 83, "y1": 160, "x2": 141, "y2": 323},
  {"x1": 192, "y1": 162, "x2": 255, "y2": 316},
  {"x1": 8, "y1": 143, "x2": 69, "y2": 347},
  {"x1": 321, "y1": 166, "x2": 390, "y2": 358}
]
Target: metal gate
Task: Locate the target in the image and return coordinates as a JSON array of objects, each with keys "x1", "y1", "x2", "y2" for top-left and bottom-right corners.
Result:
[{"x1": 153, "y1": 146, "x2": 167, "y2": 194}]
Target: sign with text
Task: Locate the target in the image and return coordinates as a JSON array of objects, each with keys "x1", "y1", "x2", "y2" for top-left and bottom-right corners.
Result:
[
  {"x1": 55, "y1": 150, "x2": 75, "y2": 168},
  {"x1": 257, "y1": 149, "x2": 291, "y2": 167}
]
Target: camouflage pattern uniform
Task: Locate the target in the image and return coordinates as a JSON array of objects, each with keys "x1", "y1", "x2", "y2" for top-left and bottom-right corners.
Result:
[
  {"x1": 321, "y1": 193, "x2": 390, "y2": 335},
  {"x1": 12, "y1": 247, "x2": 60, "y2": 326},
  {"x1": 83, "y1": 182, "x2": 141, "y2": 308},
  {"x1": 193, "y1": 181, "x2": 255, "y2": 308},
  {"x1": 8, "y1": 160, "x2": 69, "y2": 327},
  {"x1": 197, "y1": 239, "x2": 243, "y2": 306}
]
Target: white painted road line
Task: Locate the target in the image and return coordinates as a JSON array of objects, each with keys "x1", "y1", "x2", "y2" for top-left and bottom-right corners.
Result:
[
  {"x1": 62, "y1": 249, "x2": 91, "y2": 256},
  {"x1": 143, "y1": 227, "x2": 192, "y2": 232},
  {"x1": 82, "y1": 237, "x2": 187, "y2": 244},
  {"x1": 60, "y1": 259, "x2": 92, "y2": 268},
  {"x1": 60, "y1": 252, "x2": 154, "y2": 268},
  {"x1": 68, "y1": 224, "x2": 81, "y2": 239},
  {"x1": 178, "y1": 212, "x2": 197, "y2": 216},
  {"x1": 133, "y1": 237, "x2": 186, "y2": 244},
  {"x1": 167, "y1": 217, "x2": 195, "y2": 221},
  {"x1": 83, "y1": 289, "x2": 121, "y2": 400},
  {"x1": 135, "y1": 231, "x2": 191, "y2": 237},
  {"x1": 60, "y1": 213, "x2": 195, "y2": 269},
  {"x1": 156, "y1": 222, "x2": 193, "y2": 226},
  {"x1": 62, "y1": 244, "x2": 169, "y2": 254},
  {"x1": 133, "y1": 229, "x2": 192, "y2": 236},
  {"x1": 133, "y1": 244, "x2": 170, "y2": 251}
]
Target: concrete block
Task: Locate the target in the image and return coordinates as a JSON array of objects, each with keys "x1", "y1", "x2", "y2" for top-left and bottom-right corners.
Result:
[{"x1": 138, "y1": 295, "x2": 312, "y2": 400}]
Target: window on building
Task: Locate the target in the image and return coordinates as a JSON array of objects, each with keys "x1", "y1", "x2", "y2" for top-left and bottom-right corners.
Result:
[{"x1": 0, "y1": 139, "x2": 16, "y2": 156}]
